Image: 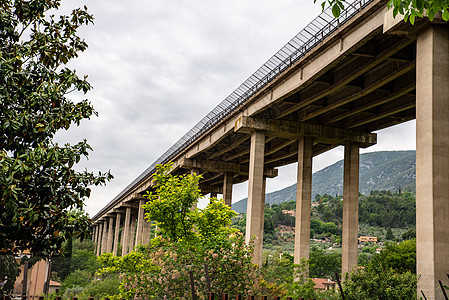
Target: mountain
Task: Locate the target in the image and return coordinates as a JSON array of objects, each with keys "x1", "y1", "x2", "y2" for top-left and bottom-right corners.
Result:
[{"x1": 232, "y1": 150, "x2": 416, "y2": 213}]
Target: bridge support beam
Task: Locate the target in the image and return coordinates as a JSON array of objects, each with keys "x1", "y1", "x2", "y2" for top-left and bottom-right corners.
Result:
[
  {"x1": 245, "y1": 130, "x2": 266, "y2": 266},
  {"x1": 128, "y1": 215, "x2": 137, "y2": 253},
  {"x1": 143, "y1": 217, "x2": 152, "y2": 244},
  {"x1": 223, "y1": 172, "x2": 233, "y2": 207},
  {"x1": 294, "y1": 137, "x2": 313, "y2": 271},
  {"x1": 121, "y1": 207, "x2": 131, "y2": 256},
  {"x1": 135, "y1": 199, "x2": 146, "y2": 247},
  {"x1": 341, "y1": 142, "x2": 360, "y2": 277},
  {"x1": 113, "y1": 212, "x2": 121, "y2": 256},
  {"x1": 416, "y1": 24, "x2": 449, "y2": 300},
  {"x1": 95, "y1": 224, "x2": 101, "y2": 256},
  {"x1": 100, "y1": 219, "x2": 108, "y2": 254},
  {"x1": 106, "y1": 216, "x2": 114, "y2": 253}
]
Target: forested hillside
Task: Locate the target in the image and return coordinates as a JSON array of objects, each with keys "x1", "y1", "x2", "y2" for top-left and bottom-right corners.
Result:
[
  {"x1": 232, "y1": 191, "x2": 416, "y2": 253},
  {"x1": 232, "y1": 150, "x2": 415, "y2": 213}
]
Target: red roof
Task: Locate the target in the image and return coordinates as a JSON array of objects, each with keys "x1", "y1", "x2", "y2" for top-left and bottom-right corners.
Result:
[{"x1": 311, "y1": 278, "x2": 336, "y2": 290}]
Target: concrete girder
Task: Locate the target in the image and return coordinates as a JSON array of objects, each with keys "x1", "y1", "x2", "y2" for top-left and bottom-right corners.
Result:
[
  {"x1": 234, "y1": 116, "x2": 377, "y2": 147},
  {"x1": 199, "y1": 184, "x2": 223, "y2": 194},
  {"x1": 271, "y1": 36, "x2": 415, "y2": 120},
  {"x1": 299, "y1": 60, "x2": 415, "y2": 122},
  {"x1": 176, "y1": 157, "x2": 278, "y2": 178},
  {"x1": 325, "y1": 81, "x2": 415, "y2": 124}
]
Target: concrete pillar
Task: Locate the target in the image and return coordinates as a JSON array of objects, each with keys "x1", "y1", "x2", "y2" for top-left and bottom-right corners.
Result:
[
  {"x1": 128, "y1": 216, "x2": 137, "y2": 253},
  {"x1": 341, "y1": 142, "x2": 360, "y2": 277},
  {"x1": 121, "y1": 207, "x2": 131, "y2": 256},
  {"x1": 416, "y1": 24, "x2": 449, "y2": 300},
  {"x1": 258, "y1": 177, "x2": 266, "y2": 263},
  {"x1": 223, "y1": 172, "x2": 233, "y2": 207},
  {"x1": 143, "y1": 218, "x2": 152, "y2": 244},
  {"x1": 106, "y1": 216, "x2": 114, "y2": 253},
  {"x1": 101, "y1": 219, "x2": 108, "y2": 254},
  {"x1": 95, "y1": 224, "x2": 101, "y2": 256},
  {"x1": 135, "y1": 199, "x2": 146, "y2": 246},
  {"x1": 190, "y1": 168, "x2": 200, "y2": 209},
  {"x1": 96, "y1": 223, "x2": 103, "y2": 256},
  {"x1": 113, "y1": 212, "x2": 121, "y2": 256},
  {"x1": 293, "y1": 137, "x2": 313, "y2": 269},
  {"x1": 91, "y1": 226, "x2": 95, "y2": 242},
  {"x1": 245, "y1": 130, "x2": 265, "y2": 266}
]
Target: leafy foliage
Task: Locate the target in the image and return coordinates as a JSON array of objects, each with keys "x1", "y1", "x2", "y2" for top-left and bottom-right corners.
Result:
[
  {"x1": 0, "y1": 0, "x2": 112, "y2": 277},
  {"x1": 342, "y1": 239, "x2": 417, "y2": 299},
  {"x1": 99, "y1": 163, "x2": 259, "y2": 299},
  {"x1": 318, "y1": 0, "x2": 449, "y2": 23}
]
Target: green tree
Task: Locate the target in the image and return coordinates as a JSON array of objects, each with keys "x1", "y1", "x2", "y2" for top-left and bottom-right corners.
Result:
[
  {"x1": 99, "y1": 163, "x2": 259, "y2": 299},
  {"x1": 0, "y1": 0, "x2": 112, "y2": 292},
  {"x1": 374, "y1": 239, "x2": 416, "y2": 273},
  {"x1": 318, "y1": 0, "x2": 449, "y2": 23},
  {"x1": 386, "y1": 227, "x2": 395, "y2": 240}
]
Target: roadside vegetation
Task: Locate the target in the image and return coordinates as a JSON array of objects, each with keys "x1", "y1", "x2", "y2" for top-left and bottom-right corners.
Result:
[{"x1": 45, "y1": 164, "x2": 420, "y2": 299}]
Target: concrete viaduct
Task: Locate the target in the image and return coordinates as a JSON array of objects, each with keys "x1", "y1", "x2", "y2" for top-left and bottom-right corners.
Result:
[{"x1": 91, "y1": 0, "x2": 449, "y2": 298}]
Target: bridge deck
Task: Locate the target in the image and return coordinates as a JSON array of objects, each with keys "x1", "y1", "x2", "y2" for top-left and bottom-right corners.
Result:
[{"x1": 93, "y1": 0, "x2": 425, "y2": 219}]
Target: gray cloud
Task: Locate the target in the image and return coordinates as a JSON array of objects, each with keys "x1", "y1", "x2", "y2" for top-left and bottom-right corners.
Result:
[{"x1": 57, "y1": 1, "x2": 415, "y2": 216}]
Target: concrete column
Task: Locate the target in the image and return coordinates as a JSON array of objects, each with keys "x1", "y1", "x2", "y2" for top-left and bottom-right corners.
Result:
[
  {"x1": 91, "y1": 226, "x2": 95, "y2": 242},
  {"x1": 96, "y1": 223, "x2": 103, "y2": 256},
  {"x1": 245, "y1": 130, "x2": 265, "y2": 266},
  {"x1": 293, "y1": 137, "x2": 313, "y2": 268},
  {"x1": 101, "y1": 219, "x2": 108, "y2": 254},
  {"x1": 190, "y1": 168, "x2": 200, "y2": 209},
  {"x1": 106, "y1": 216, "x2": 114, "y2": 253},
  {"x1": 258, "y1": 177, "x2": 266, "y2": 263},
  {"x1": 143, "y1": 218, "x2": 152, "y2": 244},
  {"x1": 416, "y1": 24, "x2": 449, "y2": 300},
  {"x1": 94, "y1": 224, "x2": 101, "y2": 256},
  {"x1": 135, "y1": 199, "x2": 146, "y2": 247},
  {"x1": 341, "y1": 142, "x2": 360, "y2": 277},
  {"x1": 223, "y1": 172, "x2": 233, "y2": 207},
  {"x1": 121, "y1": 207, "x2": 131, "y2": 256},
  {"x1": 113, "y1": 212, "x2": 121, "y2": 256},
  {"x1": 128, "y1": 216, "x2": 137, "y2": 253}
]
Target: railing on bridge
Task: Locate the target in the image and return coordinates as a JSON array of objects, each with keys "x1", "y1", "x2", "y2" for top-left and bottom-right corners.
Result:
[{"x1": 95, "y1": 0, "x2": 376, "y2": 218}]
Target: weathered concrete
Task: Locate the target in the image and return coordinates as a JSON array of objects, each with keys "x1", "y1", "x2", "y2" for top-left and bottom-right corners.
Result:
[
  {"x1": 143, "y1": 217, "x2": 152, "y2": 244},
  {"x1": 113, "y1": 212, "x2": 121, "y2": 256},
  {"x1": 416, "y1": 24, "x2": 449, "y2": 300},
  {"x1": 341, "y1": 142, "x2": 360, "y2": 277},
  {"x1": 94, "y1": 224, "x2": 101, "y2": 256},
  {"x1": 294, "y1": 137, "x2": 313, "y2": 268},
  {"x1": 134, "y1": 199, "x2": 146, "y2": 246},
  {"x1": 128, "y1": 216, "x2": 137, "y2": 253},
  {"x1": 178, "y1": 158, "x2": 278, "y2": 178},
  {"x1": 191, "y1": 168, "x2": 200, "y2": 209},
  {"x1": 223, "y1": 172, "x2": 233, "y2": 207},
  {"x1": 106, "y1": 216, "x2": 114, "y2": 253},
  {"x1": 245, "y1": 130, "x2": 266, "y2": 266},
  {"x1": 101, "y1": 219, "x2": 108, "y2": 254},
  {"x1": 121, "y1": 207, "x2": 131, "y2": 256},
  {"x1": 235, "y1": 117, "x2": 377, "y2": 147}
]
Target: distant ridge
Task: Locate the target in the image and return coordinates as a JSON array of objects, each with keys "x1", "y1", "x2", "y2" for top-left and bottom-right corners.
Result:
[{"x1": 232, "y1": 150, "x2": 416, "y2": 213}]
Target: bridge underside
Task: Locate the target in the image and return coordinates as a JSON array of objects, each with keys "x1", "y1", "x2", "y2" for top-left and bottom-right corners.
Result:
[
  {"x1": 92, "y1": 1, "x2": 449, "y2": 298},
  {"x1": 175, "y1": 21, "x2": 417, "y2": 190}
]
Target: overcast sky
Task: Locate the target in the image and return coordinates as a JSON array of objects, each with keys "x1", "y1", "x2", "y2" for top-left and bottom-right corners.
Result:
[{"x1": 55, "y1": 0, "x2": 416, "y2": 216}]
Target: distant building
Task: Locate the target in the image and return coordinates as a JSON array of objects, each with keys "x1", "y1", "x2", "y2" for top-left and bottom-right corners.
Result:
[
  {"x1": 11, "y1": 255, "x2": 55, "y2": 299},
  {"x1": 358, "y1": 236, "x2": 378, "y2": 243},
  {"x1": 311, "y1": 278, "x2": 336, "y2": 291},
  {"x1": 281, "y1": 209, "x2": 296, "y2": 216}
]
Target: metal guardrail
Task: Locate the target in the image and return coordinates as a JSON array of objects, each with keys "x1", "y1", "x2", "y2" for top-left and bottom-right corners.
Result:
[{"x1": 93, "y1": 0, "x2": 376, "y2": 219}]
